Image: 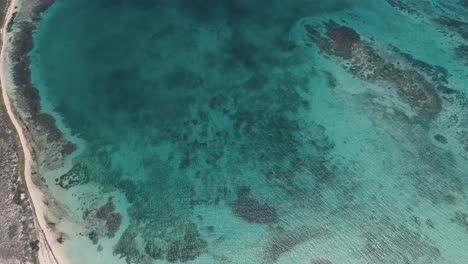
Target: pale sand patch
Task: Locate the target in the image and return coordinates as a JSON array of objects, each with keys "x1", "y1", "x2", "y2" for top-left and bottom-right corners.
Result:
[{"x1": 0, "y1": 0, "x2": 69, "y2": 263}]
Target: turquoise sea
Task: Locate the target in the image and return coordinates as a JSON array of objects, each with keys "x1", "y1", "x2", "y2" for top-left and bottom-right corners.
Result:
[{"x1": 28, "y1": 0, "x2": 468, "y2": 263}]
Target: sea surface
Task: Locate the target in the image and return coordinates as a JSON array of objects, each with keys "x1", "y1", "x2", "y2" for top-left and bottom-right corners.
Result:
[{"x1": 28, "y1": 0, "x2": 468, "y2": 263}]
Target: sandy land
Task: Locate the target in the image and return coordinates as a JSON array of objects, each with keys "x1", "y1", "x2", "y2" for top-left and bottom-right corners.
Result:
[{"x1": 0, "y1": 0, "x2": 69, "y2": 263}]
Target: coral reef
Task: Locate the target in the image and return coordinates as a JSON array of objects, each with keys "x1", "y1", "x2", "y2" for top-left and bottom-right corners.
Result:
[{"x1": 306, "y1": 21, "x2": 442, "y2": 118}]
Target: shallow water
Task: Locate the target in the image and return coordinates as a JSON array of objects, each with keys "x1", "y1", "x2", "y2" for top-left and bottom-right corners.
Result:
[{"x1": 29, "y1": 0, "x2": 468, "y2": 263}]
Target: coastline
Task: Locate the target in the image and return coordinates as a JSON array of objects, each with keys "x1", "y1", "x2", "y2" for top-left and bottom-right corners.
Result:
[
  {"x1": 0, "y1": 0, "x2": 67, "y2": 264},
  {"x1": 0, "y1": 0, "x2": 467, "y2": 263}
]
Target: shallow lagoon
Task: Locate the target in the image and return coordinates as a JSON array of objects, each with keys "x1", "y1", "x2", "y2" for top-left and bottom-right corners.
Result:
[{"x1": 30, "y1": 0, "x2": 468, "y2": 263}]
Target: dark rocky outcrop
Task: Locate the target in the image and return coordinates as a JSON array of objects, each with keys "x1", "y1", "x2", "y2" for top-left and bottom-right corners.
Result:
[
  {"x1": 87, "y1": 230, "x2": 98, "y2": 245},
  {"x1": 88, "y1": 198, "x2": 123, "y2": 238},
  {"x1": 106, "y1": 212, "x2": 122, "y2": 237},
  {"x1": 96, "y1": 198, "x2": 114, "y2": 219},
  {"x1": 326, "y1": 22, "x2": 360, "y2": 58},
  {"x1": 434, "y1": 134, "x2": 448, "y2": 144}
]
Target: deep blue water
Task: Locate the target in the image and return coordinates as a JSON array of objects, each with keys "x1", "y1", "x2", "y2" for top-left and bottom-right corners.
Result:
[{"x1": 29, "y1": 0, "x2": 468, "y2": 263}]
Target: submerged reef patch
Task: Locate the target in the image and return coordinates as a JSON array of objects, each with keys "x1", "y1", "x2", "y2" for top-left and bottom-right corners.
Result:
[
  {"x1": 384, "y1": 0, "x2": 419, "y2": 15},
  {"x1": 310, "y1": 258, "x2": 333, "y2": 264},
  {"x1": 264, "y1": 226, "x2": 325, "y2": 262},
  {"x1": 230, "y1": 185, "x2": 278, "y2": 224},
  {"x1": 114, "y1": 223, "x2": 207, "y2": 264},
  {"x1": 435, "y1": 17, "x2": 468, "y2": 41},
  {"x1": 84, "y1": 197, "x2": 123, "y2": 239},
  {"x1": 462, "y1": 0, "x2": 468, "y2": 8},
  {"x1": 363, "y1": 217, "x2": 441, "y2": 264},
  {"x1": 306, "y1": 21, "x2": 442, "y2": 118},
  {"x1": 455, "y1": 45, "x2": 468, "y2": 64},
  {"x1": 451, "y1": 210, "x2": 468, "y2": 233},
  {"x1": 410, "y1": 140, "x2": 465, "y2": 205},
  {"x1": 56, "y1": 163, "x2": 90, "y2": 189}
]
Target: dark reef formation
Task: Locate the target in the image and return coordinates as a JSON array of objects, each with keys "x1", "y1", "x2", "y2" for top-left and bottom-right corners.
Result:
[
  {"x1": 85, "y1": 198, "x2": 122, "y2": 238},
  {"x1": 306, "y1": 21, "x2": 442, "y2": 119},
  {"x1": 55, "y1": 163, "x2": 90, "y2": 189},
  {"x1": 165, "y1": 224, "x2": 208, "y2": 263},
  {"x1": 302, "y1": 5, "x2": 468, "y2": 262},
  {"x1": 96, "y1": 199, "x2": 115, "y2": 220},
  {"x1": 326, "y1": 24, "x2": 360, "y2": 58},
  {"x1": 114, "y1": 223, "x2": 207, "y2": 264},
  {"x1": 389, "y1": 45, "x2": 449, "y2": 84},
  {"x1": 105, "y1": 213, "x2": 122, "y2": 237},
  {"x1": 435, "y1": 16, "x2": 468, "y2": 41},
  {"x1": 384, "y1": 0, "x2": 419, "y2": 15},
  {"x1": 387, "y1": 0, "x2": 468, "y2": 67}
]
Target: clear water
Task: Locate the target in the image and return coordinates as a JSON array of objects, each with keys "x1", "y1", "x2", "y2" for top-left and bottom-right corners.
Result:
[{"x1": 29, "y1": 0, "x2": 468, "y2": 263}]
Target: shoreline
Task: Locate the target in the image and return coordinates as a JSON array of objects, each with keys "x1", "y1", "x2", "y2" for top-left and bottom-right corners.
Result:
[{"x1": 0, "y1": 0, "x2": 67, "y2": 264}]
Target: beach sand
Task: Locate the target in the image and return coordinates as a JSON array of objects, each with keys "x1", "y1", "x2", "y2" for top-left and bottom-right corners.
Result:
[{"x1": 0, "y1": 0, "x2": 66, "y2": 263}]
